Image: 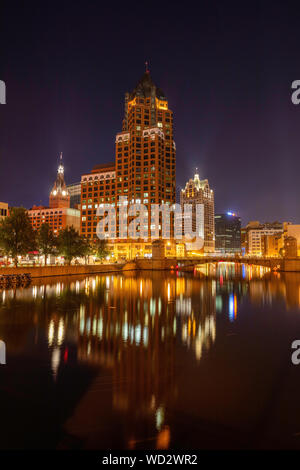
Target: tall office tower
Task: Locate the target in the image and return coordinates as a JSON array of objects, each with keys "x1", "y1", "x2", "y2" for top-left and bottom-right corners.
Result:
[
  {"x1": 215, "y1": 212, "x2": 241, "y2": 254},
  {"x1": 79, "y1": 70, "x2": 176, "y2": 255},
  {"x1": 180, "y1": 172, "x2": 215, "y2": 253},
  {"x1": 49, "y1": 153, "x2": 70, "y2": 209},
  {"x1": 115, "y1": 68, "x2": 176, "y2": 238}
]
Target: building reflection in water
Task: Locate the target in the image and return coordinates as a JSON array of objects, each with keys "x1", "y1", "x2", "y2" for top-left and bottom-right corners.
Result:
[
  {"x1": 68, "y1": 272, "x2": 216, "y2": 447},
  {"x1": 75, "y1": 275, "x2": 176, "y2": 447},
  {"x1": 1, "y1": 264, "x2": 300, "y2": 448}
]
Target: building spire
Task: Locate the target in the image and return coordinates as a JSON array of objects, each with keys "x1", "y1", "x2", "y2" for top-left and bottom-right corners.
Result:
[
  {"x1": 58, "y1": 152, "x2": 64, "y2": 175},
  {"x1": 145, "y1": 60, "x2": 150, "y2": 73},
  {"x1": 49, "y1": 153, "x2": 70, "y2": 208}
]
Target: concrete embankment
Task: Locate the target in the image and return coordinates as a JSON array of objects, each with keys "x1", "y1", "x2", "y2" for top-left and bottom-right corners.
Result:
[
  {"x1": 3, "y1": 258, "x2": 300, "y2": 278},
  {"x1": 0, "y1": 264, "x2": 126, "y2": 278},
  {"x1": 0, "y1": 259, "x2": 179, "y2": 279}
]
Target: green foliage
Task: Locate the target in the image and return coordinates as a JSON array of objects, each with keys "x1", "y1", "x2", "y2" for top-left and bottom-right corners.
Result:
[
  {"x1": 0, "y1": 207, "x2": 36, "y2": 266},
  {"x1": 94, "y1": 238, "x2": 110, "y2": 261},
  {"x1": 37, "y1": 223, "x2": 57, "y2": 264},
  {"x1": 81, "y1": 237, "x2": 93, "y2": 259},
  {"x1": 57, "y1": 226, "x2": 87, "y2": 265}
]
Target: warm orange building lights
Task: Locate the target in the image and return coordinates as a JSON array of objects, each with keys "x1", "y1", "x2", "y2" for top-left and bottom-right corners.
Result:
[
  {"x1": 80, "y1": 70, "x2": 176, "y2": 241},
  {"x1": 28, "y1": 155, "x2": 80, "y2": 234},
  {"x1": 80, "y1": 163, "x2": 116, "y2": 238}
]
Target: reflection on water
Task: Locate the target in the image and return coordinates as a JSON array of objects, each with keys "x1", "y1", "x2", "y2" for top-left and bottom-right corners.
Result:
[{"x1": 1, "y1": 263, "x2": 300, "y2": 449}]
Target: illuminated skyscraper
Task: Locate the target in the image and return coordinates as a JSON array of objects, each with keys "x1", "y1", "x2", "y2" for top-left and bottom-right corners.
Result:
[
  {"x1": 117, "y1": 68, "x2": 176, "y2": 238},
  {"x1": 80, "y1": 68, "x2": 176, "y2": 243},
  {"x1": 215, "y1": 212, "x2": 241, "y2": 254},
  {"x1": 180, "y1": 172, "x2": 215, "y2": 253}
]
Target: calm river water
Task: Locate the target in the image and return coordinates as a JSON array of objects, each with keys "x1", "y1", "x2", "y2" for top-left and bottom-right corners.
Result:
[{"x1": 1, "y1": 263, "x2": 300, "y2": 449}]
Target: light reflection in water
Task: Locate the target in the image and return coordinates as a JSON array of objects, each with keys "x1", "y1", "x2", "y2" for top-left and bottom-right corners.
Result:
[{"x1": 1, "y1": 263, "x2": 300, "y2": 449}]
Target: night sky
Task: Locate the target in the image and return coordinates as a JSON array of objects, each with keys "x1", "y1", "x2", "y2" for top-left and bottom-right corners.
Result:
[{"x1": 1, "y1": 0, "x2": 300, "y2": 225}]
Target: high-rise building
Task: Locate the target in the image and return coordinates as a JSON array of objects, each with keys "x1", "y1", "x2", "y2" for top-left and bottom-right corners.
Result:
[
  {"x1": 80, "y1": 69, "x2": 176, "y2": 245},
  {"x1": 180, "y1": 172, "x2": 215, "y2": 253},
  {"x1": 117, "y1": 69, "x2": 176, "y2": 238},
  {"x1": 0, "y1": 202, "x2": 8, "y2": 220},
  {"x1": 28, "y1": 155, "x2": 80, "y2": 235},
  {"x1": 215, "y1": 212, "x2": 241, "y2": 254},
  {"x1": 67, "y1": 182, "x2": 81, "y2": 209}
]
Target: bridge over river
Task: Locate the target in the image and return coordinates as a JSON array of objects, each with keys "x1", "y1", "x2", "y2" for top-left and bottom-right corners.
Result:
[
  {"x1": 175, "y1": 256, "x2": 300, "y2": 273},
  {"x1": 135, "y1": 255, "x2": 300, "y2": 273}
]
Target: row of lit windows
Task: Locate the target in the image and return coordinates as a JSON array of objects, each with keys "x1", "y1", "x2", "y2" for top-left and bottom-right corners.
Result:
[
  {"x1": 31, "y1": 216, "x2": 62, "y2": 220},
  {"x1": 32, "y1": 221, "x2": 62, "y2": 225},
  {"x1": 29, "y1": 211, "x2": 63, "y2": 216},
  {"x1": 128, "y1": 112, "x2": 172, "y2": 120}
]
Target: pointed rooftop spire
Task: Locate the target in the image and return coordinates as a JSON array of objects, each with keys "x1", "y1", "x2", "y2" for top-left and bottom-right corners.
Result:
[
  {"x1": 58, "y1": 152, "x2": 64, "y2": 175},
  {"x1": 129, "y1": 66, "x2": 166, "y2": 100},
  {"x1": 49, "y1": 153, "x2": 70, "y2": 208}
]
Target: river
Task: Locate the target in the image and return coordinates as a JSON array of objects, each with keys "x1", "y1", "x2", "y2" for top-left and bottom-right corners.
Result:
[{"x1": 1, "y1": 263, "x2": 300, "y2": 449}]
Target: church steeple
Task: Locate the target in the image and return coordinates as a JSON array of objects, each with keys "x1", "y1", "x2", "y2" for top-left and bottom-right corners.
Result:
[{"x1": 49, "y1": 153, "x2": 70, "y2": 208}]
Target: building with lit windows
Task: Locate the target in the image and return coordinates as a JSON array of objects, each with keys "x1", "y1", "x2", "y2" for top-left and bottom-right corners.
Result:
[
  {"x1": 180, "y1": 172, "x2": 215, "y2": 253},
  {"x1": 284, "y1": 223, "x2": 300, "y2": 256},
  {"x1": 215, "y1": 212, "x2": 241, "y2": 254},
  {"x1": 284, "y1": 236, "x2": 298, "y2": 258},
  {"x1": 28, "y1": 155, "x2": 80, "y2": 235},
  {"x1": 80, "y1": 163, "x2": 116, "y2": 239},
  {"x1": 67, "y1": 182, "x2": 81, "y2": 208},
  {"x1": 0, "y1": 202, "x2": 8, "y2": 220},
  {"x1": 120, "y1": 69, "x2": 176, "y2": 212},
  {"x1": 80, "y1": 69, "x2": 176, "y2": 256},
  {"x1": 261, "y1": 223, "x2": 300, "y2": 258},
  {"x1": 262, "y1": 232, "x2": 284, "y2": 257},
  {"x1": 246, "y1": 221, "x2": 283, "y2": 256}
]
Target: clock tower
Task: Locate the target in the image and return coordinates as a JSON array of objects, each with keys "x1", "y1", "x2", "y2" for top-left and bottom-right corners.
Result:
[{"x1": 49, "y1": 153, "x2": 70, "y2": 209}]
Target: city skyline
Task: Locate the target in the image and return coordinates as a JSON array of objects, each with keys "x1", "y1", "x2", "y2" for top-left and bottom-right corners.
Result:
[
  {"x1": 3, "y1": 1, "x2": 300, "y2": 456},
  {"x1": 2, "y1": 1, "x2": 300, "y2": 225}
]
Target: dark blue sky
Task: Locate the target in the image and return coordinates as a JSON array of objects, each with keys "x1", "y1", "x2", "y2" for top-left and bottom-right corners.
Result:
[{"x1": 1, "y1": 0, "x2": 300, "y2": 225}]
